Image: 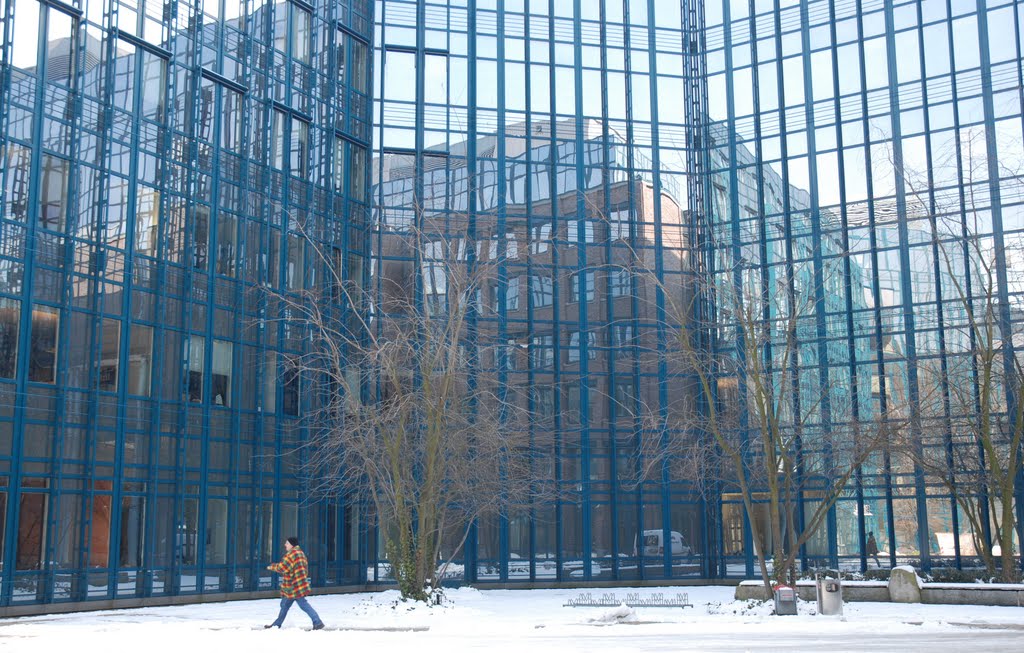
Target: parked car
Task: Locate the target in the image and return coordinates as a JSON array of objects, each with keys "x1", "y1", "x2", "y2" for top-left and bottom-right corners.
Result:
[{"x1": 633, "y1": 530, "x2": 692, "y2": 557}]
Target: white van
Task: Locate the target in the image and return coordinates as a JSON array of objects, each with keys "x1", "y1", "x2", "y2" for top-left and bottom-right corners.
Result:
[{"x1": 634, "y1": 530, "x2": 691, "y2": 557}]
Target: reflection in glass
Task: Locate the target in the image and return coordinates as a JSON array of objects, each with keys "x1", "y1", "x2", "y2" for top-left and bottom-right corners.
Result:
[
  {"x1": 29, "y1": 306, "x2": 59, "y2": 383},
  {"x1": 135, "y1": 187, "x2": 160, "y2": 258},
  {"x1": 293, "y1": 6, "x2": 311, "y2": 64},
  {"x1": 212, "y1": 340, "x2": 232, "y2": 407},
  {"x1": 38, "y1": 156, "x2": 68, "y2": 232},
  {"x1": 263, "y1": 351, "x2": 277, "y2": 413},
  {"x1": 351, "y1": 39, "x2": 368, "y2": 93},
  {"x1": 128, "y1": 324, "x2": 153, "y2": 397},
  {"x1": 334, "y1": 137, "x2": 348, "y2": 192},
  {"x1": 99, "y1": 318, "x2": 120, "y2": 391},
  {"x1": 290, "y1": 117, "x2": 308, "y2": 176},
  {"x1": 46, "y1": 7, "x2": 75, "y2": 84},
  {"x1": 216, "y1": 214, "x2": 237, "y2": 276},
  {"x1": 271, "y1": 110, "x2": 286, "y2": 169},
  {"x1": 221, "y1": 88, "x2": 242, "y2": 150},
  {"x1": 193, "y1": 205, "x2": 210, "y2": 269},
  {"x1": 0, "y1": 299, "x2": 20, "y2": 379},
  {"x1": 350, "y1": 145, "x2": 366, "y2": 201},
  {"x1": 282, "y1": 356, "x2": 299, "y2": 416},
  {"x1": 3, "y1": 147, "x2": 32, "y2": 223},
  {"x1": 186, "y1": 337, "x2": 204, "y2": 402},
  {"x1": 136, "y1": 51, "x2": 164, "y2": 121},
  {"x1": 11, "y1": 0, "x2": 40, "y2": 72}
]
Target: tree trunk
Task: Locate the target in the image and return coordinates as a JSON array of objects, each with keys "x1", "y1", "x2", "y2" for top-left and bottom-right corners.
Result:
[{"x1": 1000, "y1": 489, "x2": 1019, "y2": 583}]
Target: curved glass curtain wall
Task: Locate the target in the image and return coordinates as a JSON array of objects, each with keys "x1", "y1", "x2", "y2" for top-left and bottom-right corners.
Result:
[
  {"x1": 370, "y1": 0, "x2": 1024, "y2": 583},
  {"x1": 1, "y1": 0, "x2": 1022, "y2": 609},
  {"x1": 703, "y1": 0, "x2": 1024, "y2": 575},
  {"x1": 0, "y1": 0, "x2": 373, "y2": 606}
]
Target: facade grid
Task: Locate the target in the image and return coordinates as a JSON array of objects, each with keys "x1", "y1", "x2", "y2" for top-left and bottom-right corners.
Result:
[
  {"x1": 0, "y1": 0, "x2": 373, "y2": 607},
  {"x1": 1, "y1": 0, "x2": 1023, "y2": 611}
]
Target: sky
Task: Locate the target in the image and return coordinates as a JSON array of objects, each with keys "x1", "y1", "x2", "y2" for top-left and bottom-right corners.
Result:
[{"x1": 1, "y1": 584, "x2": 1023, "y2": 652}]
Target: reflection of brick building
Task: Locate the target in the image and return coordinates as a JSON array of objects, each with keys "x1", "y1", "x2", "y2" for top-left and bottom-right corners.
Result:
[
  {"x1": 373, "y1": 120, "x2": 702, "y2": 572},
  {"x1": 0, "y1": 0, "x2": 373, "y2": 610}
]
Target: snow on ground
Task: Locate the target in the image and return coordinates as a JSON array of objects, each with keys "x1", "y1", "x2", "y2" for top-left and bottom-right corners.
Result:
[{"x1": 1, "y1": 585, "x2": 1023, "y2": 652}]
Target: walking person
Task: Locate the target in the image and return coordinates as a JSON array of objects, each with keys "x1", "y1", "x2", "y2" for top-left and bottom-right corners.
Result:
[
  {"x1": 866, "y1": 531, "x2": 881, "y2": 568},
  {"x1": 265, "y1": 537, "x2": 325, "y2": 630}
]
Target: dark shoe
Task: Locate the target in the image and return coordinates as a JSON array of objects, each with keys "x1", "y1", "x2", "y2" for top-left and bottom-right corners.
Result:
[
  {"x1": 312, "y1": 623, "x2": 325, "y2": 631},
  {"x1": 264, "y1": 624, "x2": 277, "y2": 629}
]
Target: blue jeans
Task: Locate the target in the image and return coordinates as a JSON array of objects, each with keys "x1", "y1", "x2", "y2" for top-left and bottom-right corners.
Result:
[{"x1": 270, "y1": 596, "x2": 323, "y2": 628}]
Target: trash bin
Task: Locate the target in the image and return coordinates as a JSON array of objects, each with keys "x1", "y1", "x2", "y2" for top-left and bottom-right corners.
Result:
[
  {"x1": 816, "y1": 574, "x2": 843, "y2": 616},
  {"x1": 773, "y1": 584, "x2": 798, "y2": 615}
]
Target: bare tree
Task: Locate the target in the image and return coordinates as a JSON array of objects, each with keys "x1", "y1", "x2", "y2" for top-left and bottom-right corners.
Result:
[
  {"x1": 265, "y1": 212, "x2": 541, "y2": 601},
  {"x1": 895, "y1": 128, "x2": 1024, "y2": 582},
  {"x1": 578, "y1": 187, "x2": 895, "y2": 595},
  {"x1": 686, "y1": 257, "x2": 897, "y2": 593},
  {"x1": 583, "y1": 201, "x2": 892, "y2": 596}
]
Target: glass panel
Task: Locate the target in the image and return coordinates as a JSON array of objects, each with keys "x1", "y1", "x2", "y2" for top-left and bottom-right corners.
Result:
[
  {"x1": 503, "y1": 276, "x2": 520, "y2": 311},
  {"x1": 4, "y1": 146, "x2": 32, "y2": 223},
  {"x1": 571, "y1": 271, "x2": 594, "y2": 303},
  {"x1": 424, "y1": 53, "x2": 448, "y2": 105},
  {"x1": 287, "y1": 233, "x2": 304, "y2": 289},
  {"x1": 334, "y1": 137, "x2": 348, "y2": 193},
  {"x1": 335, "y1": 29, "x2": 348, "y2": 84},
  {"x1": 221, "y1": 88, "x2": 242, "y2": 150},
  {"x1": 140, "y1": 51, "x2": 166, "y2": 122},
  {"x1": 290, "y1": 118, "x2": 308, "y2": 176},
  {"x1": 262, "y1": 352, "x2": 277, "y2": 413},
  {"x1": 235, "y1": 501, "x2": 252, "y2": 568},
  {"x1": 273, "y1": 1, "x2": 288, "y2": 53},
  {"x1": 16, "y1": 482, "x2": 47, "y2": 570},
  {"x1": 260, "y1": 502, "x2": 274, "y2": 573},
  {"x1": 216, "y1": 214, "x2": 237, "y2": 276},
  {"x1": 186, "y1": 336, "x2": 204, "y2": 402},
  {"x1": 193, "y1": 205, "x2": 210, "y2": 270},
  {"x1": 46, "y1": 7, "x2": 75, "y2": 85},
  {"x1": 271, "y1": 110, "x2": 286, "y2": 169},
  {"x1": 0, "y1": 299, "x2": 20, "y2": 379},
  {"x1": 11, "y1": 0, "x2": 40, "y2": 72},
  {"x1": 29, "y1": 306, "x2": 58, "y2": 383},
  {"x1": 292, "y1": 6, "x2": 311, "y2": 63},
  {"x1": 99, "y1": 318, "x2": 120, "y2": 392},
  {"x1": 530, "y1": 275, "x2": 552, "y2": 307},
  {"x1": 39, "y1": 156, "x2": 68, "y2": 232},
  {"x1": 206, "y1": 496, "x2": 228, "y2": 564},
  {"x1": 211, "y1": 339, "x2": 232, "y2": 406},
  {"x1": 280, "y1": 503, "x2": 298, "y2": 543},
  {"x1": 282, "y1": 356, "x2": 299, "y2": 415},
  {"x1": 152, "y1": 496, "x2": 175, "y2": 569},
  {"x1": 350, "y1": 145, "x2": 366, "y2": 201},
  {"x1": 383, "y1": 50, "x2": 416, "y2": 102},
  {"x1": 120, "y1": 496, "x2": 145, "y2": 567},
  {"x1": 180, "y1": 498, "x2": 199, "y2": 567},
  {"x1": 135, "y1": 187, "x2": 160, "y2": 257},
  {"x1": 0, "y1": 491, "x2": 6, "y2": 568},
  {"x1": 128, "y1": 324, "x2": 153, "y2": 396},
  {"x1": 351, "y1": 39, "x2": 368, "y2": 93},
  {"x1": 567, "y1": 219, "x2": 594, "y2": 245}
]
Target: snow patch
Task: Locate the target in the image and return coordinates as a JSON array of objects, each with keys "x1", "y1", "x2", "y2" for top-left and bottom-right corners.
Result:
[
  {"x1": 585, "y1": 602, "x2": 638, "y2": 624},
  {"x1": 706, "y1": 598, "x2": 818, "y2": 617}
]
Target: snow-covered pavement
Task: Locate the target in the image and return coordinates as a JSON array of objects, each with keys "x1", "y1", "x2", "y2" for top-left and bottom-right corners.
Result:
[{"x1": 1, "y1": 585, "x2": 1022, "y2": 652}]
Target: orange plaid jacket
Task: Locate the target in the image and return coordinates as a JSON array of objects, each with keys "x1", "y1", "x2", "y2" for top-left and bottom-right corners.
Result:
[{"x1": 269, "y1": 546, "x2": 313, "y2": 598}]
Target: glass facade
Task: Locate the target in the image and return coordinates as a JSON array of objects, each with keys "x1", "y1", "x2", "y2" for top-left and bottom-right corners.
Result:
[
  {"x1": 0, "y1": 0, "x2": 372, "y2": 606},
  {"x1": 702, "y1": 0, "x2": 1024, "y2": 574},
  {"x1": 370, "y1": 0, "x2": 1024, "y2": 584},
  {"x1": 2, "y1": 0, "x2": 1023, "y2": 610}
]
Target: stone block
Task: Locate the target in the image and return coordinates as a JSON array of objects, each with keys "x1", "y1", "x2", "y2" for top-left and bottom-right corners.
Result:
[{"x1": 888, "y1": 566, "x2": 923, "y2": 603}]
